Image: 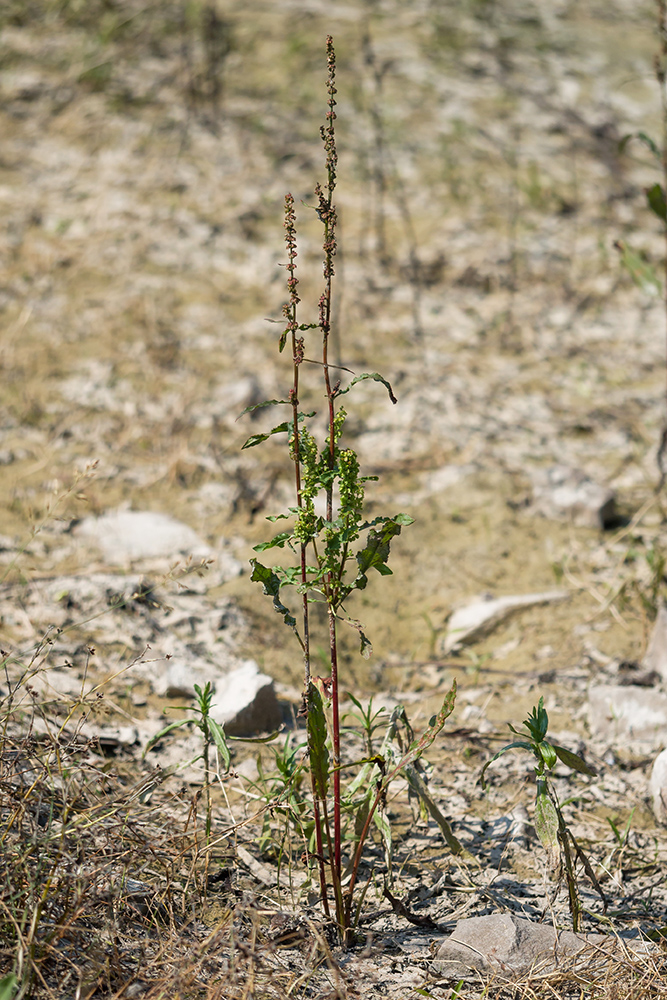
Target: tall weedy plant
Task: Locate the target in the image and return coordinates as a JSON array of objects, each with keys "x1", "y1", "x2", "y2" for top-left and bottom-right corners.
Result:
[{"x1": 241, "y1": 37, "x2": 457, "y2": 942}]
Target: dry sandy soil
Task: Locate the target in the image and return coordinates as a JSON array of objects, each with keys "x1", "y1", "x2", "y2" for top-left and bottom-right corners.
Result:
[{"x1": 2, "y1": 1, "x2": 667, "y2": 997}]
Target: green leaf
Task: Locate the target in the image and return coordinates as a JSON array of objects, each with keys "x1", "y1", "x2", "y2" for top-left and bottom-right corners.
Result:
[
  {"x1": 538, "y1": 740, "x2": 557, "y2": 771},
  {"x1": 403, "y1": 761, "x2": 470, "y2": 858},
  {"x1": 619, "y1": 131, "x2": 661, "y2": 161},
  {"x1": 228, "y1": 729, "x2": 283, "y2": 744},
  {"x1": 535, "y1": 780, "x2": 560, "y2": 871},
  {"x1": 237, "y1": 399, "x2": 289, "y2": 418},
  {"x1": 241, "y1": 411, "x2": 316, "y2": 450},
  {"x1": 253, "y1": 531, "x2": 293, "y2": 552},
  {"x1": 337, "y1": 372, "x2": 398, "y2": 404},
  {"x1": 355, "y1": 518, "x2": 405, "y2": 589},
  {"x1": 646, "y1": 182, "x2": 667, "y2": 222},
  {"x1": 522, "y1": 697, "x2": 548, "y2": 741},
  {"x1": 241, "y1": 421, "x2": 290, "y2": 450},
  {"x1": 480, "y1": 740, "x2": 535, "y2": 789},
  {"x1": 307, "y1": 681, "x2": 330, "y2": 801},
  {"x1": 353, "y1": 791, "x2": 371, "y2": 840},
  {"x1": 0, "y1": 974, "x2": 17, "y2": 1000},
  {"x1": 144, "y1": 719, "x2": 191, "y2": 755},
  {"x1": 616, "y1": 240, "x2": 662, "y2": 294},
  {"x1": 249, "y1": 559, "x2": 298, "y2": 632},
  {"x1": 552, "y1": 744, "x2": 597, "y2": 777},
  {"x1": 194, "y1": 681, "x2": 213, "y2": 712},
  {"x1": 208, "y1": 718, "x2": 231, "y2": 772},
  {"x1": 390, "y1": 682, "x2": 457, "y2": 776}
]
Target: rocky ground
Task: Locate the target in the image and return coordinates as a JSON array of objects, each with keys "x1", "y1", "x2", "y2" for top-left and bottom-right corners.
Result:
[{"x1": 2, "y1": 1, "x2": 667, "y2": 997}]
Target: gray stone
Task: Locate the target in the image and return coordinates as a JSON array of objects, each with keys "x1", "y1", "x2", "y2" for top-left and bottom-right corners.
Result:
[
  {"x1": 441, "y1": 590, "x2": 567, "y2": 653},
  {"x1": 430, "y1": 914, "x2": 614, "y2": 980},
  {"x1": 649, "y1": 748, "x2": 667, "y2": 825},
  {"x1": 209, "y1": 660, "x2": 282, "y2": 736},
  {"x1": 531, "y1": 465, "x2": 616, "y2": 529},
  {"x1": 75, "y1": 509, "x2": 210, "y2": 564},
  {"x1": 642, "y1": 604, "x2": 667, "y2": 685},
  {"x1": 153, "y1": 653, "x2": 217, "y2": 699},
  {"x1": 588, "y1": 683, "x2": 667, "y2": 749}
]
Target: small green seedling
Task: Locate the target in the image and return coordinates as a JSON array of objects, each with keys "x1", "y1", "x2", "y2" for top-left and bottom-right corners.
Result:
[
  {"x1": 146, "y1": 681, "x2": 232, "y2": 844},
  {"x1": 145, "y1": 682, "x2": 281, "y2": 847},
  {"x1": 481, "y1": 697, "x2": 603, "y2": 931}
]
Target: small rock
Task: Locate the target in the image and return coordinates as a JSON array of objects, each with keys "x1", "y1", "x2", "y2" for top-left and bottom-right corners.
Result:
[
  {"x1": 79, "y1": 724, "x2": 140, "y2": 753},
  {"x1": 530, "y1": 465, "x2": 616, "y2": 529},
  {"x1": 154, "y1": 655, "x2": 215, "y2": 699},
  {"x1": 649, "y1": 748, "x2": 667, "y2": 825},
  {"x1": 75, "y1": 509, "x2": 210, "y2": 564},
  {"x1": 430, "y1": 914, "x2": 614, "y2": 980},
  {"x1": 441, "y1": 590, "x2": 567, "y2": 653},
  {"x1": 642, "y1": 604, "x2": 667, "y2": 685},
  {"x1": 588, "y1": 683, "x2": 667, "y2": 749},
  {"x1": 209, "y1": 660, "x2": 282, "y2": 736}
]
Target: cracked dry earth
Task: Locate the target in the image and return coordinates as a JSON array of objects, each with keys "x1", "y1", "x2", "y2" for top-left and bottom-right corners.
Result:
[{"x1": 2, "y1": 1, "x2": 667, "y2": 997}]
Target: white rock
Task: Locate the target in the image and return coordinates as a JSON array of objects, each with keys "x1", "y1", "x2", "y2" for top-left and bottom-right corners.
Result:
[
  {"x1": 530, "y1": 464, "x2": 616, "y2": 529},
  {"x1": 75, "y1": 509, "x2": 210, "y2": 563},
  {"x1": 441, "y1": 590, "x2": 567, "y2": 653},
  {"x1": 642, "y1": 603, "x2": 667, "y2": 685},
  {"x1": 154, "y1": 655, "x2": 215, "y2": 699},
  {"x1": 209, "y1": 660, "x2": 282, "y2": 736},
  {"x1": 649, "y1": 748, "x2": 667, "y2": 825},
  {"x1": 588, "y1": 683, "x2": 667, "y2": 749}
]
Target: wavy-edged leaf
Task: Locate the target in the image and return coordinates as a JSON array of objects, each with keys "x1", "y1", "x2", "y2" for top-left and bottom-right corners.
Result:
[
  {"x1": 337, "y1": 371, "x2": 398, "y2": 404},
  {"x1": 480, "y1": 740, "x2": 535, "y2": 789},
  {"x1": 250, "y1": 559, "x2": 297, "y2": 632},
  {"x1": 241, "y1": 421, "x2": 290, "y2": 450},
  {"x1": 237, "y1": 399, "x2": 289, "y2": 419},
  {"x1": 354, "y1": 518, "x2": 405, "y2": 589},
  {"x1": 552, "y1": 744, "x2": 597, "y2": 776},
  {"x1": 253, "y1": 531, "x2": 293, "y2": 552},
  {"x1": 241, "y1": 411, "x2": 316, "y2": 450},
  {"x1": 359, "y1": 512, "x2": 414, "y2": 530},
  {"x1": 307, "y1": 681, "x2": 330, "y2": 801},
  {"x1": 359, "y1": 631, "x2": 373, "y2": 659},
  {"x1": 388, "y1": 682, "x2": 457, "y2": 778}
]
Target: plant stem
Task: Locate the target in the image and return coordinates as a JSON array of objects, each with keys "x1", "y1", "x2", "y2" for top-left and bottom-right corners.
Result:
[
  {"x1": 655, "y1": 0, "x2": 667, "y2": 485},
  {"x1": 317, "y1": 36, "x2": 343, "y2": 909},
  {"x1": 284, "y1": 193, "x2": 330, "y2": 913}
]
